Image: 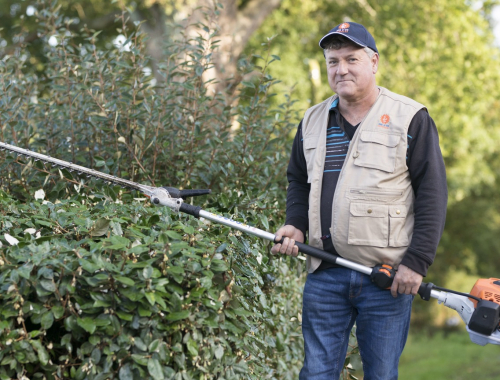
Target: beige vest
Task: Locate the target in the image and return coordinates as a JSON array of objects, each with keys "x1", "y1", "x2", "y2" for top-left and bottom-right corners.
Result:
[{"x1": 302, "y1": 87, "x2": 425, "y2": 273}]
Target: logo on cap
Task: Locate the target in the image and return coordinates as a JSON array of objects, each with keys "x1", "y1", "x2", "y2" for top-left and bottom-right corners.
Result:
[{"x1": 337, "y1": 22, "x2": 350, "y2": 33}]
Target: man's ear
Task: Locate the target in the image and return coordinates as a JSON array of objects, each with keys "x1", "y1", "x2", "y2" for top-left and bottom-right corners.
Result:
[{"x1": 372, "y1": 53, "x2": 379, "y2": 74}]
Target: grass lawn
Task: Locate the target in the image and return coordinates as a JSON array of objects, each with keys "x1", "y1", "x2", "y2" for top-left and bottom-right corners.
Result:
[
  {"x1": 351, "y1": 330, "x2": 500, "y2": 379},
  {"x1": 399, "y1": 331, "x2": 500, "y2": 379}
]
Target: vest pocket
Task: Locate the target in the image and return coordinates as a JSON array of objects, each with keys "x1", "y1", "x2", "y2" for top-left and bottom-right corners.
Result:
[
  {"x1": 353, "y1": 131, "x2": 401, "y2": 173},
  {"x1": 348, "y1": 203, "x2": 389, "y2": 247},
  {"x1": 389, "y1": 205, "x2": 409, "y2": 247}
]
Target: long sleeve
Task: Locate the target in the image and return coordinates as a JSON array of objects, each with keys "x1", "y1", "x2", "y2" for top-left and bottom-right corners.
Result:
[
  {"x1": 285, "y1": 121, "x2": 311, "y2": 238},
  {"x1": 400, "y1": 109, "x2": 448, "y2": 276}
]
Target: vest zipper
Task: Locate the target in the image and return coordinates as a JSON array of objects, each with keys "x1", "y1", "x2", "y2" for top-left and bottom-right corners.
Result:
[{"x1": 331, "y1": 89, "x2": 384, "y2": 240}]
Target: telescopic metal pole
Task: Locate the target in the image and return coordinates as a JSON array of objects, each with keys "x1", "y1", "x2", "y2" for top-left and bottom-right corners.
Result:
[
  {"x1": 199, "y1": 209, "x2": 373, "y2": 275},
  {"x1": 173, "y1": 202, "x2": 372, "y2": 276}
]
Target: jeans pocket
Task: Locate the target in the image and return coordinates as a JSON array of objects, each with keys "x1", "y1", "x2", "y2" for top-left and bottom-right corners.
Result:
[{"x1": 348, "y1": 202, "x2": 388, "y2": 247}]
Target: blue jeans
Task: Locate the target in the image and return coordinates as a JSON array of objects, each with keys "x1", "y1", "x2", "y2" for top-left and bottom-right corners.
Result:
[{"x1": 299, "y1": 267, "x2": 413, "y2": 380}]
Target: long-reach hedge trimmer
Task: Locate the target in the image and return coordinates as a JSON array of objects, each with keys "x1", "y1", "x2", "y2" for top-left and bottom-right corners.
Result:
[{"x1": 2, "y1": 140, "x2": 500, "y2": 346}]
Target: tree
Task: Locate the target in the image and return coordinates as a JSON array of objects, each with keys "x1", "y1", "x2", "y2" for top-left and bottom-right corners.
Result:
[{"x1": 1, "y1": 0, "x2": 282, "y2": 95}]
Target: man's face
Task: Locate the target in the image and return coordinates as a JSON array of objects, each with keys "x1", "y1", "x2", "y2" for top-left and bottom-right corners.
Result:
[{"x1": 325, "y1": 45, "x2": 378, "y2": 101}]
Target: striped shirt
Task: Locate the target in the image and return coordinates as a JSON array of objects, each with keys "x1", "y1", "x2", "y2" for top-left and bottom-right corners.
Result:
[{"x1": 324, "y1": 99, "x2": 350, "y2": 174}]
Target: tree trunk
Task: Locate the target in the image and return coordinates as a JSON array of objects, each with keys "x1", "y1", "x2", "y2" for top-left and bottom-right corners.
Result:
[
  {"x1": 181, "y1": 0, "x2": 282, "y2": 98},
  {"x1": 211, "y1": 0, "x2": 282, "y2": 93}
]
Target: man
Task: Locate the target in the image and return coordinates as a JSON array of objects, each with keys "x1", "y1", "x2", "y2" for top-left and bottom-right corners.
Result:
[{"x1": 271, "y1": 22, "x2": 447, "y2": 379}]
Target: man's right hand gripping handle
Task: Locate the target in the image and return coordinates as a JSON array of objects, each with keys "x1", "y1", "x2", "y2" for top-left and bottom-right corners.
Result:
[{"x1": 271, "y1": 225, "x2": 305, "y2": 257}]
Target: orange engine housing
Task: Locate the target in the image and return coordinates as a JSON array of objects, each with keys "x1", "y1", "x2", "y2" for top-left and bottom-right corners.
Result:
[{"x1": 469, "y1": 278, "x2": 500, "y2": 307}]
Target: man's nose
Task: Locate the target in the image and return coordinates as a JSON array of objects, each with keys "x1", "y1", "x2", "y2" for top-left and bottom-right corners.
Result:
[{"x1": 337, "y1": 61, "x2": 348, "y2": 75}]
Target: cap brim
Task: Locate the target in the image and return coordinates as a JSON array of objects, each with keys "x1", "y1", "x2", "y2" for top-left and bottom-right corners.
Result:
[{"x1": 319, "y1": 32, "x2": 367, "y2": 49}]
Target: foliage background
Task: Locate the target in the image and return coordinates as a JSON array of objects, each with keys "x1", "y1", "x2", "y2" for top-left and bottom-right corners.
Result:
[{"x1": 2, "y1": 0, "x2": 500, "y2": 378}]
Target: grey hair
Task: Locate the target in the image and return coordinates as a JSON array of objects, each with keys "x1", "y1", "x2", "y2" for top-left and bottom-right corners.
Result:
[{"x1": 323, "y1": 35, "x2": 376, "y2": 58}]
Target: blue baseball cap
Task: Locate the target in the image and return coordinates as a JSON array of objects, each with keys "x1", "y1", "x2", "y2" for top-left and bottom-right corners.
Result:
[{"x1": 319, "y1": 22, "x2": 378, "y2": 54}]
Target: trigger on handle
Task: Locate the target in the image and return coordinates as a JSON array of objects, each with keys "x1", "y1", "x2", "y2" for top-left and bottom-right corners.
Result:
[{"x1": 370, "y1": 264, "x2": 396, "y2": 289}]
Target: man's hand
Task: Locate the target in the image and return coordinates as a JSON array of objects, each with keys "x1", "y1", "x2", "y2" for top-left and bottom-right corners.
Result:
[
  {"x1": 270, "y1": 225, "x2": 305, "y2": 257},
  {"x1": 391, "y1": 264, "x2": 423, "y2": 297}
]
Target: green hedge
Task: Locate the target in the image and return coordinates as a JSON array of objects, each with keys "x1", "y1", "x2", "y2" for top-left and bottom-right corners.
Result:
[
  {"x1": 0, "y1": 1, "x2": 307, "y2": 379},
  {"x1": 0, "y1": 189, "x2": 304, "y2": 379}
]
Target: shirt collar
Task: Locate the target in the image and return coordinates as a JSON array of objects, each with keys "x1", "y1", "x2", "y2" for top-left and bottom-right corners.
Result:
[{"x1": 330, "y1": 97, "x2": 339, "y2": 110}]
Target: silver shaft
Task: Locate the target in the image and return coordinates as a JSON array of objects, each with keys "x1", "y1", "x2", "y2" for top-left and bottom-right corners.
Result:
[
  {"x1": 199, "y1": 210, "x2": 276, "y2": 241},
  {"x1": 0, "y1": 141, "x2": 154, "y2": 196},
  {"x1": 199, "y1": 210, "x2": 374, "y2": 275},
  {"x1": 430, "y1": 289, "x2": 442, "y2": 299},
  {"x1": 335, "y1": 257, "x2": 372, "y2": 275}
]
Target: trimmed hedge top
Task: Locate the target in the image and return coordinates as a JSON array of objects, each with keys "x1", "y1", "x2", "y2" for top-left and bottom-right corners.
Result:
[{"x1": 0, "y1": 189, "x2": 304, "y2": 379}]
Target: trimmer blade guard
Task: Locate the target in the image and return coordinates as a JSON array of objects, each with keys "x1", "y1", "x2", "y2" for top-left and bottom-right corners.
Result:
[{"x1": 467, "y1": 326, "x2": 500, "y2": 346}]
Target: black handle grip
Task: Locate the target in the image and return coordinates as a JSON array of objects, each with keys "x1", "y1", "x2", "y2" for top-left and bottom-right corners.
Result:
[
  {"x1": 162, "y1": 186, "x2": 211, "y2": 198},
  {"x1": 179, "y1": 202, "x2": 202, "y2": 218},
  {"x1": 180, "y1": 189, "x2": 211, "y2": 198},
  {"x1": 273, "y1": 238, "x2": 434, "y2": 295},
  {"x1": 274, "y1": 237, "x2": 338, "y2": 265},
  {"x1": 417, "y1": 282, "x2": 434, "y2": 301}
]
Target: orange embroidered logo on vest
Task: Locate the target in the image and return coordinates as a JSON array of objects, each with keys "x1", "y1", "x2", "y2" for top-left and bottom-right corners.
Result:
[{"x1": 378, "y1": 114, "x2": 390, "y2": 129}]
